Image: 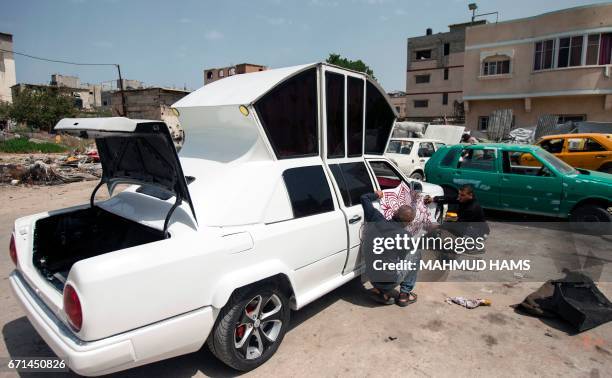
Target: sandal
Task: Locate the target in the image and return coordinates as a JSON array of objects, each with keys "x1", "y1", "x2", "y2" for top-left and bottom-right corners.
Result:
[
  {"x1": 368, "y1": 288, "x2": 395, "y2": 305},
  {"x1": 397, "y1": 291, "x2": 417, "y2": 307}
]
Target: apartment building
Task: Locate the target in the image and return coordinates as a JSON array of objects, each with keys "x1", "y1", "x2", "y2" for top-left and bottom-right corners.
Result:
[
  {"x1": 0, "y1": 32, "x2": 17, "y2": 104},
  {"x1": 463, "y1": 3, "x2": 612, "y2": 131},
  {"x1": 405, "y1": 21, "x2": 485, "y2": 122},
  {"x1": 203, "y1": 63, "x2": 267, "y2": 85},
  {"x1": 388, "y1": 91, "x2": 408, "y2": 119}
]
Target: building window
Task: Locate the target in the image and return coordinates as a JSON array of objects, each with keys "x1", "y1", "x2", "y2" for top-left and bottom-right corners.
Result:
[
  {"x1": 443, "y1": 43, "x2": 450, "y2": 56},
  {"x1": 478, "y1": 116, "x2": 489, "y2": 131},
  {"x1": 483, "y1": 59, "x2": 510, "y2": 76},
  {"x1": 413, "y1": 100, "x2": 428, "y2": 108},
  {"x1": 586, "y1": 34, "x2": 600, "y2": 65},
  {"x1": 442, "y1": 93, "x2": 448, "y2": 105},
  {"x1": 444, "y1": 68, "x2": 449, "y2": 80},
  {"x1": 557, "y1": 36, "x2": 583, "y2": 68},
  {"x1": 534, "y1": 39, "x2": 555, "y2": 70},
  {"x1": 557, "y1": 114, "x2": 586, "y2": 124},
  {"x1": 599, "y1": 33, "x2": 612, "y2": 65},
  {"x1": 218, "y1": 69, "x2": 225, "y2": 77},
  {"x1": 535, "y1": 33, "x2": 612, "y2": 69},
  {"x1": 206, "y1": 71, "x2": 213, "y2": 79},
  {"x1": 229, "y1": 67, "x2": 236, "y2": 75},
  {"x1": 415, "y1": 49, "x2": 431, "y2": 60},
  {"x1": 415, "y1": 74, "x2": 430, "y2": 84}
]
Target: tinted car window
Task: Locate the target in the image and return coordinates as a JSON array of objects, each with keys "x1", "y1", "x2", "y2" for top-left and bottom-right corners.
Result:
[
  {"x1": 329, "y1": 164, "x2": 350, "y2": 207},
  {"x1": 283, "y1": 165, "x2": 334, "y2": 218},
  {"x1": 440, "y1": 148, "x2": 460, "y2": 167},
  {"x1": 368, "y1": 161, "x2": 404, "y2": 190},
  {"x1": 255, "y1": 68, "x2": 318, "y2": 159},
  {"x1": 458, "y1": 149, "x2": 497, "y2": 171},
  {"x1": 340, "y1": 162, "x2": 373, "y2": 206},
  {"x1": 539, "y1": 138, "x2": 564, "y2": 154},
  {"x1": 326, "y1": 72, "x2": 345, "y2": 158},
  {"x1": 347, "y1": 77, "x2": 364, "y2": 157},
  {"x1": 365, "y1": 81, "x2": 395, "y2": 154},
  {"x1": 386, "y1": 140, "x2": 413, "y2": 154},
  {"x1": 418, "y1": 142, "x2": 435, "y2": 157}
]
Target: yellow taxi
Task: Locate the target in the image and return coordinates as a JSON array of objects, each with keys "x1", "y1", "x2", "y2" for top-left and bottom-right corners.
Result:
[{"x1": 534, "y1": 133, "x2": 612, "y2": 174}]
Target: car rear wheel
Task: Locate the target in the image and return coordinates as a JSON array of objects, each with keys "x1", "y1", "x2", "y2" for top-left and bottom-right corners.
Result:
[
  {"x1": 569, "y1": 204, "x2": 612, "y2": 235},
  {"x1": 207, "y1": 283, "x2": 290, "y2": 371},
  {"x1": 410, "y1": 171, "x2": 424, "y2": 181}
]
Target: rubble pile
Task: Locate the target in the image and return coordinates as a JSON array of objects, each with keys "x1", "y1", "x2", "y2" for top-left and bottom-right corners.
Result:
[{"x1": 0, "y1": 152, "x2": 102, "y2": 185}]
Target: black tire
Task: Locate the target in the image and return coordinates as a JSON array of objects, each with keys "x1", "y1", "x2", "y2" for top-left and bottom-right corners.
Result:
[
  {"x1": 410, "y1": 171, "x2": 424, "y2": 181},
  {"x1": 599, "y1": 164, "x2": 612, "y2": 174},
  {"x1": 207, "y1": 283, "x2": 290, "y2": 371},
  {"x1": 569, "y1": 204, "x2": 612, "y2": 235}
]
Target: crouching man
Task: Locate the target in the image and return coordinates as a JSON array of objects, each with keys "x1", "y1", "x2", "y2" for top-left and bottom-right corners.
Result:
[
  {"x1": 360, "y1": 191, "x2": 421, "y2": 307},
  {"x1": 424, "y1": 184, "x2": 490, "y2": 253}
]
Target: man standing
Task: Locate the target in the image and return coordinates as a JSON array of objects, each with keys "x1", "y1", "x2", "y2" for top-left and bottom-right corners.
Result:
[{"x1": 360, "y1": 191, "x2": 420, "y2": 307}]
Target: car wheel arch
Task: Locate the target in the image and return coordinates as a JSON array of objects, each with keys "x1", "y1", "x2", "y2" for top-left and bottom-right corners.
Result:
[
  {"x1": 211, "y1": 266, "x2": 296, "y2": 310},
  {"x1": 570, "y1": 197, "x2": 612, "y2": 217}
]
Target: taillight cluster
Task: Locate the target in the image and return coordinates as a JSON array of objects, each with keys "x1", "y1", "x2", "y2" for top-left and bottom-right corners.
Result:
[
  {"x1": 63, "y1": 284, "x2": 83, "y2": 332},
  {"x1": 9, "y1": 234, "x2": 17, "y2": 266}
]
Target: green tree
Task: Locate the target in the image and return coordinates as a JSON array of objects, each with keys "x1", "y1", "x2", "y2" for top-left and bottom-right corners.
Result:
[
  {"x1": 4, "y1": 88, "x2": 78, "y2": 131},
  {"x1": 326, "y1": 53, "x2": 376, "y2": 79}
]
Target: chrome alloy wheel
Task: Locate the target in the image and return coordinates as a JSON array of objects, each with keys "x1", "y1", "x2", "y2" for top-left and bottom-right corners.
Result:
[{"x1": 234, "y1": 294, "x2": 283, "y2": 360}]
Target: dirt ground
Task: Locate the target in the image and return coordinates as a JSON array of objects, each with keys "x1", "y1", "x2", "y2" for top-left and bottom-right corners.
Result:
[{"x1": 0, "y1": 181, "x2": 611, "y2": 377}]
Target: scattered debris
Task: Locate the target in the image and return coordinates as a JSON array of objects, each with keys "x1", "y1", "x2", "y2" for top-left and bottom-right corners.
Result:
[
  {"x1": 0, "y1": 152, "x2": 101, "y2": 185},
  {"x1": 445, "y1": 296, "x2": 491, "y2": 309}
]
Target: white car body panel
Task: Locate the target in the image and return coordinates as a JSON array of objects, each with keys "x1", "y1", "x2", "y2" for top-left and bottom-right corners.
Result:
[
  {"x1": 385, "y1": 137, "x2": 446, "y2": 179},
  {"x1": 10, "y1": 62, "x2": 445, "y2": 376}
]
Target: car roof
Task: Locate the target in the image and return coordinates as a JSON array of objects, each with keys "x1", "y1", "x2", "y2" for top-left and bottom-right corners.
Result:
[
  {"x1": 539, "y1": 133, "x2": 612, "y2": 139},
  {"x1": 446, "y1": 143, "x2": 541, "y2": 151},
  {"x1": 389, "y1": 137, "x2": 445, "y2": 143}
]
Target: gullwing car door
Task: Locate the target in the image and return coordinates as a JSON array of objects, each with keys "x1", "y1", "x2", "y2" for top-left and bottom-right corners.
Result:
[{"x1": 322, "y1": 66, "x2": 396, "y2": 274}]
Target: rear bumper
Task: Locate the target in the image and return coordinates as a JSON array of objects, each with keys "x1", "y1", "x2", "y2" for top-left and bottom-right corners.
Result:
[{"x1": 10, "y1": 271, "x2": 214, "y2": 376}]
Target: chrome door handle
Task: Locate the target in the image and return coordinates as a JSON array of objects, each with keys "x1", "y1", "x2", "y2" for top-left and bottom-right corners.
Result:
[{"x1": 349, "y1": 215, "x2": 362, "y2": 224}]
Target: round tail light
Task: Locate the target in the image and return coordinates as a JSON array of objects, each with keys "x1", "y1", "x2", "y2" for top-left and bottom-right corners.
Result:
[
  {"x1": 9, "y1": 234, "x2": 17, "y2": 266},
  {"x1": 63, "y1": 284, "x2": 83, "y2": 331}
]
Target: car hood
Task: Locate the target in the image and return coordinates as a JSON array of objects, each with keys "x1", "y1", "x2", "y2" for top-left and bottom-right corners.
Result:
[{"x1": 568, "y1": 169, "x2": 612, "y2": 186}]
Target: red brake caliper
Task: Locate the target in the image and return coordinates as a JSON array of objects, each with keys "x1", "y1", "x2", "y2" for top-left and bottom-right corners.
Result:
[{"x1": 237, "y1": 301, "x2": 258, "y2": 340}]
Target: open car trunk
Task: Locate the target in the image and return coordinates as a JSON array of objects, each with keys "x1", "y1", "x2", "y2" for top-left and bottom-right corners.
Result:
[
  {"x1": 31, "y1": 117, "x2": 197, "y2": 290},
  {"x1": 33, "y1": 207, "x2": 165, "y2": 289}
]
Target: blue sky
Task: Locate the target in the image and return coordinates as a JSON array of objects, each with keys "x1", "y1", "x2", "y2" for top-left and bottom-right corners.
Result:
[{"x1": 1, "y1": 0, "x2": 609, "y2": 92}]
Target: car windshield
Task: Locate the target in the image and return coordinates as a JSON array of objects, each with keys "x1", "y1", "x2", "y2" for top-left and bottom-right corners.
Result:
[
  {"x1": 537, "y1": 149, "x2": 577, "y2": 175},
  {"x1": 386, "y1": 140, "x2": 413, "y2": 154}
]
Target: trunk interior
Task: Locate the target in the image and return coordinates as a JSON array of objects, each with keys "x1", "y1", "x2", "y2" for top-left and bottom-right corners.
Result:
[{"x1": 33, "y1": 206, "x2": 165, "y2": 290}]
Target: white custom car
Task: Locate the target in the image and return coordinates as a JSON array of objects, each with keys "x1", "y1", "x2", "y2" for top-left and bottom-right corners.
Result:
[{"x1": 9, "y1": 63, "x2": 444, "y2": 375}]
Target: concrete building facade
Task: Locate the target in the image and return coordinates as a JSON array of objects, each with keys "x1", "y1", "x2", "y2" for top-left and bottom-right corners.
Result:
[
  {"x1": 204, "y1": 63, "x2": 267, "y2": 85},
  {"x1": 50, "y1": 74, "x2": 102, "y2": 108},
  {"x1": 111, "y1": 87, "x2": 190, "y2": 143},
  {"x1": 0, "y1": 32, "x2": 17, "y2": 104},
  {"x1": 388, "y1": 91, "x2": 408, "y2": 120},
  {"x1": 463, "y1": 3, "x2": 612, "y2": 131},
  {"x1": 405, "y1": 22, "x2": 485, "y2": 122}
]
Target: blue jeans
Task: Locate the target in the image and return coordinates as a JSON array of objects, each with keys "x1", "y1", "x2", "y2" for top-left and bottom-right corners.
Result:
[{"x1": 372, "y1": 250, "x2": 421, "y2": 294}]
